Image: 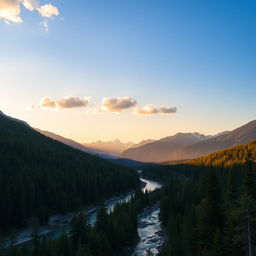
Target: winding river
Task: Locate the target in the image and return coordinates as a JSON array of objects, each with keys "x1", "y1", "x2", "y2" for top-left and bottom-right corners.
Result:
[
  {"x1": 126, "y1": 178, "x2": 164, "y2": 256},
  {"x1": 5, "y1": 178, "x2": 163, "y2": 255}
]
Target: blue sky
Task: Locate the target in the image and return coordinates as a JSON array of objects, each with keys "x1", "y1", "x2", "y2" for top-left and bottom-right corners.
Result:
[{"x1": 0, "y1": 0, "x2": 255, "y2": 142}]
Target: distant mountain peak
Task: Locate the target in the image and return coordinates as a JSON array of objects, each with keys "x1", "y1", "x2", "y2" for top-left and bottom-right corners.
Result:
[
  {"x1": 121, "y1": 132, "x2": 209, "y2": 162},
  {"x1": 84, "y1": 139, "x2": 135, "y2": 156},
  {"x1": 159, "y1": 132, "x2": 210, "y2": 144},
  {"x1": 121, "y1": 120, "x2": 256, "y2": 163}
]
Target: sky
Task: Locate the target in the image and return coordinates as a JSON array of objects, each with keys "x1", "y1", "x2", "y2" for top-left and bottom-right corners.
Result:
[{"x1": 0, "y1": 0, "x2": 255, "y2": 143}]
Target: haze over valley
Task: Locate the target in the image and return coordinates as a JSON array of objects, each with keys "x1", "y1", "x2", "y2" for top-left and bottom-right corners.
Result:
[{"x1": 36, "y1": 119, "x2": 256, "y2": 164}]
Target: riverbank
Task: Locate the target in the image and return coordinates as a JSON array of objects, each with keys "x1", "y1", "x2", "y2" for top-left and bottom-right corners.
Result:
[{"x1": 1, "y1": 178, "x2": 153, "y2": 249}]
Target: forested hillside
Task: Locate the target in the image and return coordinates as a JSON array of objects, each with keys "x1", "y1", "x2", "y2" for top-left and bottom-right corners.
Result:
[
  {"x1": 0, "y1": 113, "x2": 139, "y2": 233},
  {"x1": 157, "y1": 140, "x2": 256, "y2": 256},
  {"x1": 4, "y1": 185, "x2": 160, "y2": 256},
  {"x1": 187, "y1": 140, "x2": 256, "y2": 167}
]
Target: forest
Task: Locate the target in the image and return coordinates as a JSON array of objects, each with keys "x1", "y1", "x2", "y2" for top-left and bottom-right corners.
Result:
[
  {"x1": 0, "y1": 114, "x2": 140, "y2": 234},
  {"x1": 1, "y1": 111, "x2": 256, "y2": 256},
  {"x1": 154, "y1": 140, "x2": 256, "y2": 256},
  {"x1": 3, "y1": 188, "x2": 160, "y2": 256}
]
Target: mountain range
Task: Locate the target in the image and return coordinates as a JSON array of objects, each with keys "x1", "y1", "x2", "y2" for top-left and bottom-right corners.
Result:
[
  {"x1": 36, "y1": 129, "x2": 120, "y2": 159},
  {"x1": 34, "y1": 115, "x2": 256, "y2": 164},
  {"x1": 120, "y1": 133, "x2": 211, "y2": 162},
  {"x1": 83, "y1": 139, "x2": 134, "y2": 156},
  {"x1": 36, "y1": 129, "x2": 156, "y2": 160},
  {"x1": 121, "y1": 120, "x2": 256, "y2": 162},
  {"x1": 168, "y1": 120, "x2": 256, "y2": 161}
]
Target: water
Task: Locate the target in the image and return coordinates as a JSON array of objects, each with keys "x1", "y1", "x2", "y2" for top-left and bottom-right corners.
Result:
[
  {"x1": 5, "y1": 178, "x2": 162, "y2": 249},
  {"x1": 49, "y1": 178, "x2": 162, "y2": 238},
  {"x1": 131, "y1": 208, "x2": 165, "y2": 256},
  {"x1": 127, "y1": 179, "x2": 164, "y2": 256},
  {"x1": 141, "y1": 178, "x2": 162, "y2": 192}
]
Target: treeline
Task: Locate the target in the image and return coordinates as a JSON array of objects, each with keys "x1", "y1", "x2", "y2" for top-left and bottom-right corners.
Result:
[
  {"x1": 187, "y1": 140, "x2": 256, "y2": 167},
  {"x1": 158, "y1": 141, "x2": 256, "y2": 256},
  {"x1": 0, "y1": 114, "x2": 140, "y2": 234},
  {"x1": 4, "y1": 188, "x2": 159, "y2": 256}
]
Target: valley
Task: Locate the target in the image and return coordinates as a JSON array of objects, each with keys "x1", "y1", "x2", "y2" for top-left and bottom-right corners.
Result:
[
  {"x1": 1, "y1": 112, "x2": 256, "y2": 256},
  {"x1": 1, "y1": 2, "x2": 254, "y2": 255}
]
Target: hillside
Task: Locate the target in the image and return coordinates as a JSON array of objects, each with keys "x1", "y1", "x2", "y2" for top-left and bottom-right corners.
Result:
[
  {"x1": 170, "y1": 120, "x2": 256, "y2": 160},
  {"x1": 0, "y1": 112, "x2": 139, "y2": 232},
  {"x1": 186, "y1": 140, "x2": 256, "y2": 167},
  {"x1": 36, "y1": 129, "x2": 95, "y2": 154},
  {"x1": 142, "y1": 138, "x2": 256, "y2": 256},
  {"x1": 121, "y1": 120, "x2": 256, "y2": 163},
  {"x1": 36, "y1": 129, "x2": 116, "y2": 159},
  {"x1": 121, "y1": 133, "x2": 210, "y2": 162},
  {"x1": 129, "y1": 139, "x2": 156, "y2": 149}
]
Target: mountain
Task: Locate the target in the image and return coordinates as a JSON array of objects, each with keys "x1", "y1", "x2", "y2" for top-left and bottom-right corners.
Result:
[
  {"x1": 84, "y1": 139, "x2": 135, "y2": 156},
  {"x1": 0, "y1": 111, "x2": 139, "y2": 231},
  {"x1": 170, "y1": 120, "x2": 256, "y2": 160},
  {"x1": 152, "y1": 141, "x2": 256, "y2": 256},
  {"x1": 121, "y1": 120, "x2": 256, "y2": 163},
  {"x1": 129, "y1": 139, "x2": 156, "y2": 149},
  {"x1": 121, "y1": 133, "x2": 210, "y2": 162},
  {"x1": 36, "y1": 129, "x2": 95, "y2": 153},
  {"x1": 186, "y1": 139, "x2": 256, "y2": 167},
  {"x1": 37, "y1": 131, "x2": 155, "y2": 159},
  {"x1": 35, "y1": 129, "x2": 117, "y2": 159}
]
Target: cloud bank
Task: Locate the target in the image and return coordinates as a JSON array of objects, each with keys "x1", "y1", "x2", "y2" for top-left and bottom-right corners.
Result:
[
  {"x1": 0, "y1": 0, "x2": 59, "y2": 29},
  {"x1": 31, "y1": 95, "x2": 177, "y2": 115},
  {"x1": 135, "y1": 104, "x2": 177, "y2": 115},
  {"x1": 101, "y1": 97, "x2": 137, "y2": 113},
  {"x1": 33, "y1": 96, "x2": 90, "y2": 110}
]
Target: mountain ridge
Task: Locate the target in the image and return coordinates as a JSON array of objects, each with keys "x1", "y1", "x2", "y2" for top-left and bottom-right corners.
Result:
[
  {"x1": 170, "y1": 120, "x2": 256, "y2": 160},
  {"x1": 120, "y1": 120, "x2": 256, "y2": 162},
  {"x1": 121, "y1": 132, "x2": 210, "y2": 162},
  {"x1": 35, "y1": 129, "x2": 117, "y2": 159}
]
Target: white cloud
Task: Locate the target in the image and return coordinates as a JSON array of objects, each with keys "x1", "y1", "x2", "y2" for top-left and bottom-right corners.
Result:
[
  {"x1": 31, "y1": 95, "x2": 177, "y2": 115},
  {"x1": 101, "y1": 97, "x2": 137, "y2": 113},
  {"x1": 0, "y1": 0, "x2": 23, "y2": 24},
  {"x1": 0, "y1": 0, "x2": 59, "y2": 28},
  {"x1": 22, "y1": 0, "x2": 38, "y2": 11},
  {"x1": 135, "y1": 104, "x2": 159, "y2": 115},
  {"x1": 37, "y1": 3, "x2": 59, "y2": 18},
  {"x1": 40, "y1": 96, "x2": 57, "y2": 109},
  {"x1": 34, "y1": 96, "x2": 90, "y2": 110},
  {"x1": 56, "y1": 96, "x2": 90, "y2": 109},
  {"x1": 135, "y1": 104, "x2": 177, "y2": 115}
]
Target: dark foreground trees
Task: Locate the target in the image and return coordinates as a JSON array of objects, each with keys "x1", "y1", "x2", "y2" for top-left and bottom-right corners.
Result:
[
  {"x1": 0, "y1": 113, "x2": 140, "y2": 234},
  {"x1": 3, "y1": 188, "x2": 159, "y2": 256},
  {"x1": 158, "y1": 141, "x2": 256, "y2": 256}
]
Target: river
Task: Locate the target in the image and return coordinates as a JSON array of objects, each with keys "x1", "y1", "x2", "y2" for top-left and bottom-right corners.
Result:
[
  {"x1": 126, "y1": 178, "x2": 164, "y2": 256},
  {"x1": 3, "y1": 178, "x2": 163, "y2": 255}
]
